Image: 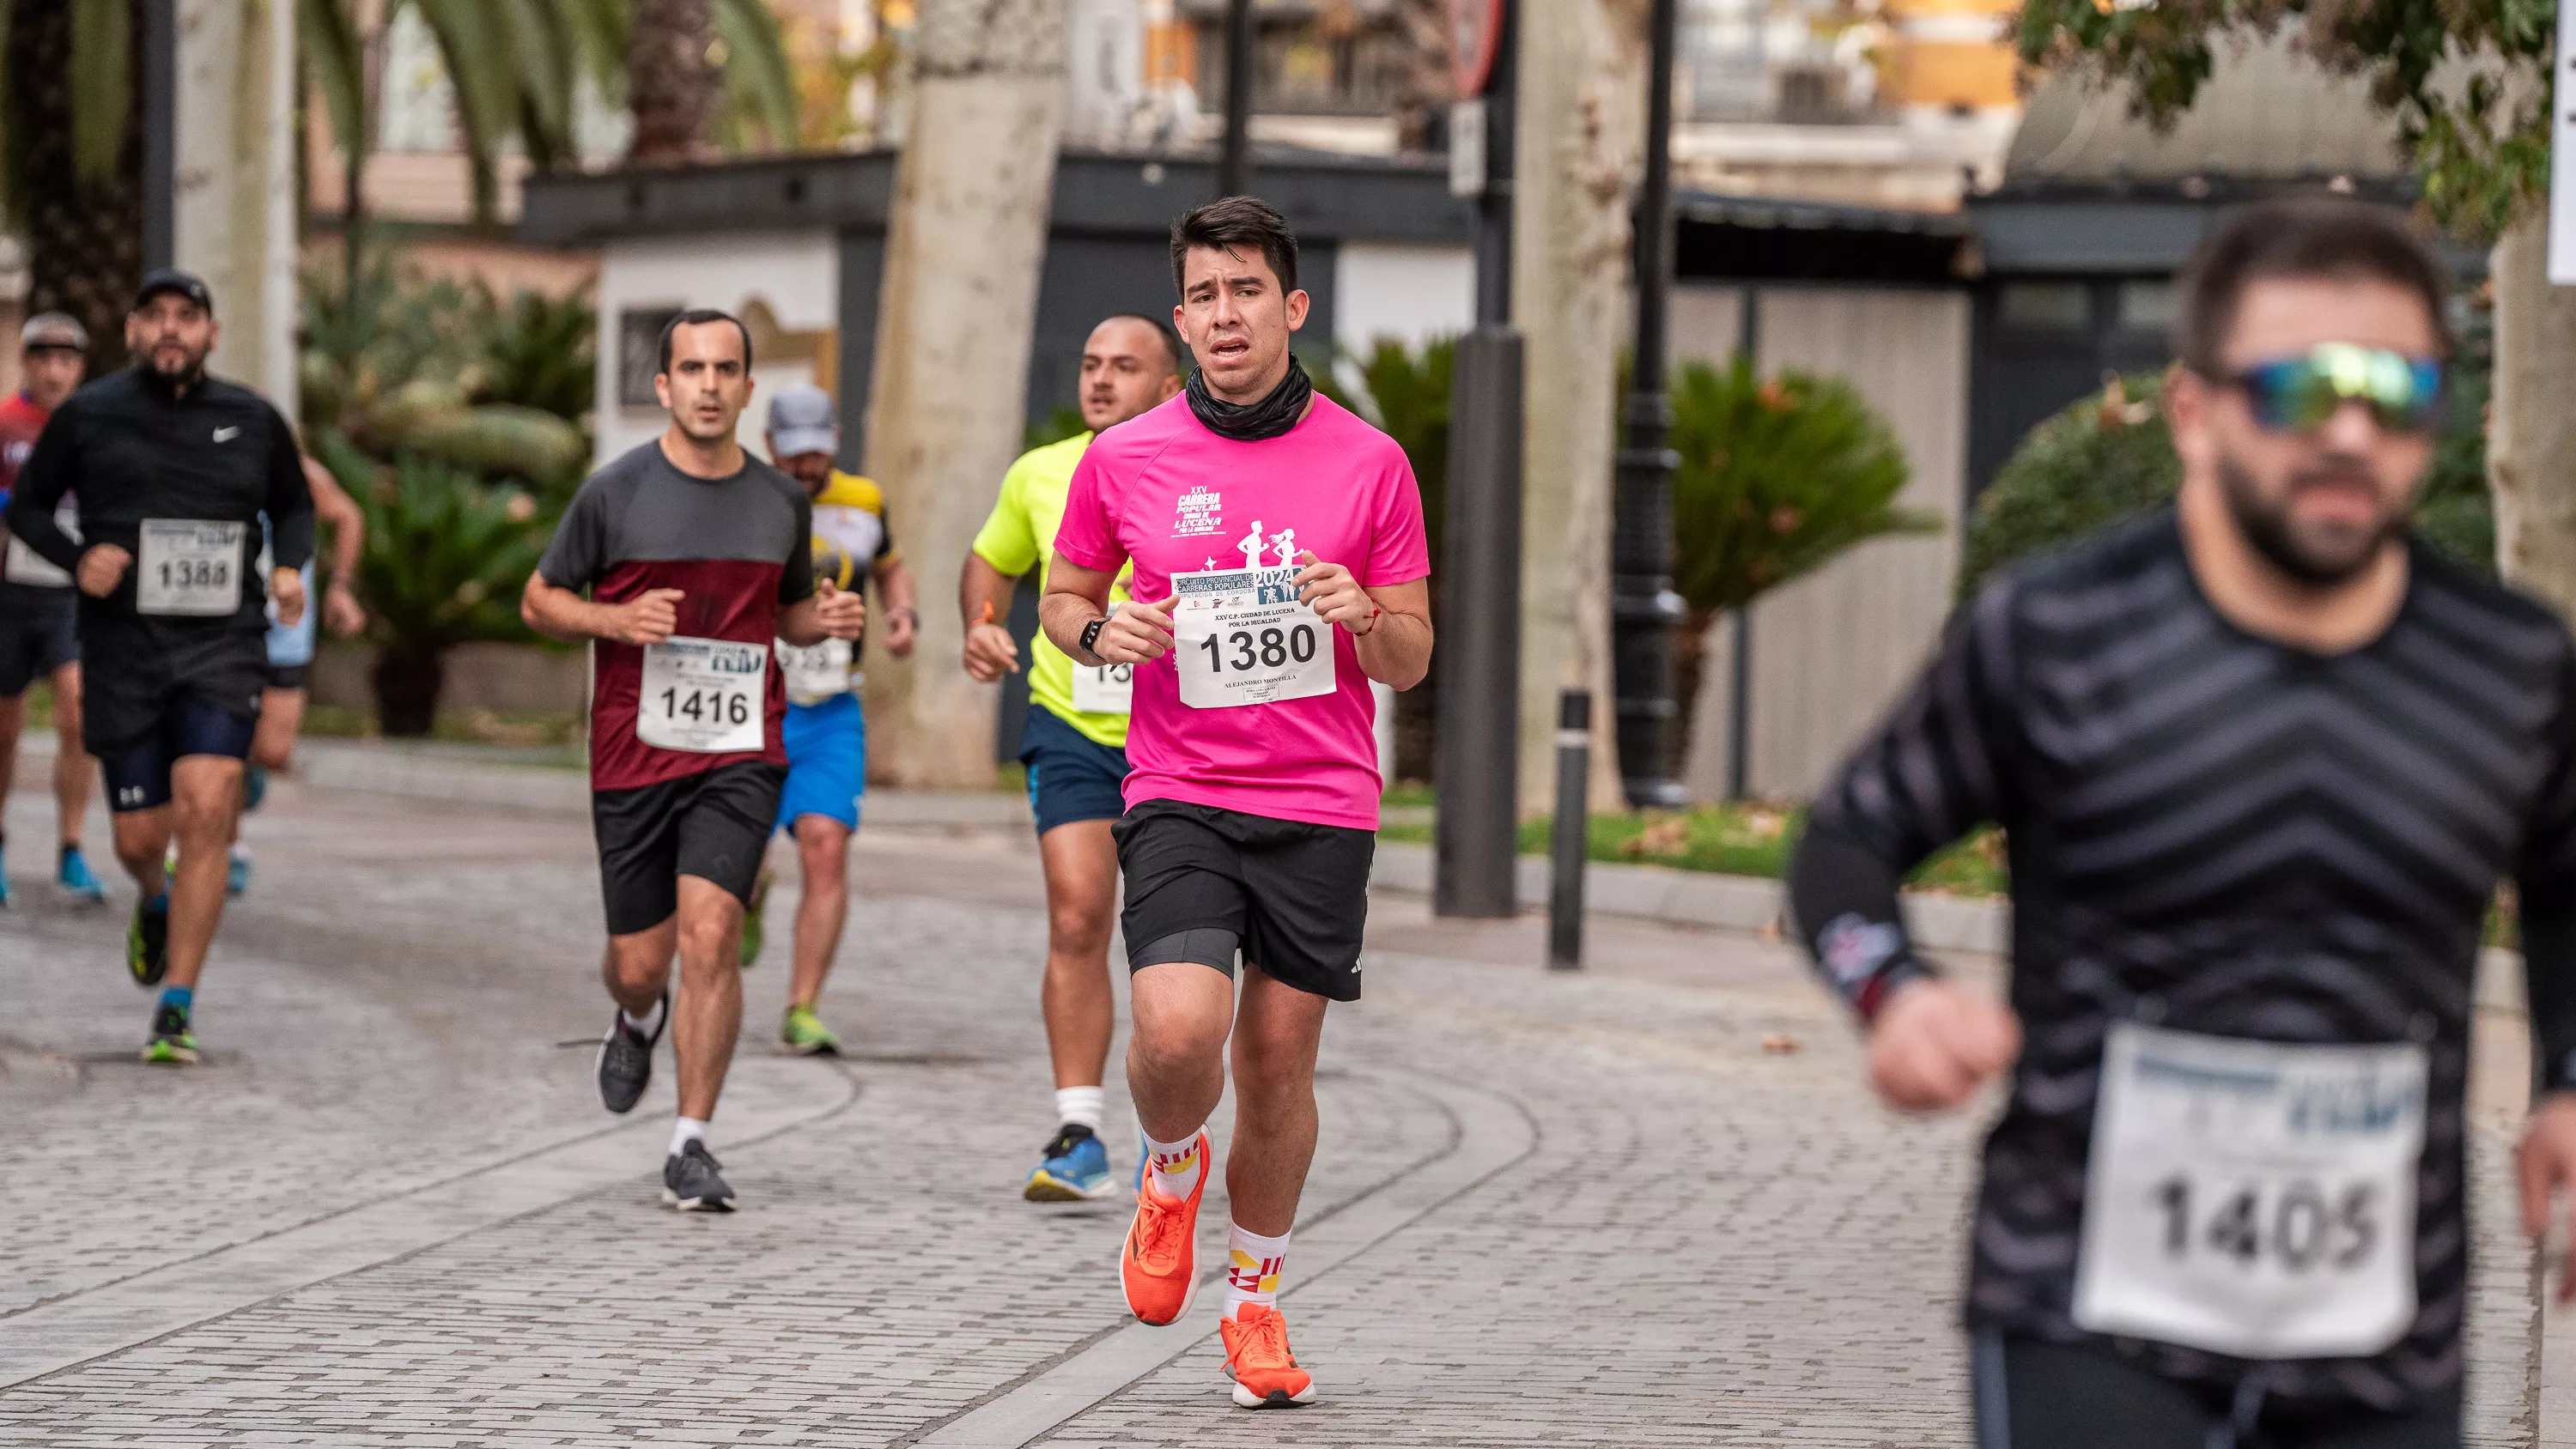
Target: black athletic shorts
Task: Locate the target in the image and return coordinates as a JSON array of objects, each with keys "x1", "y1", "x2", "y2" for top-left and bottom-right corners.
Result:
[
  {"x1": 0, "y1": 589, "x2": 77, "y2": 695},
  {"x1": 591, "y1": 761, "x2": 784, "y2": 936},
  {"x1": 1972, "y1": 1336, "x2": 2461, "y2": 1449},
  {"x1": 99, "y1": 688, "x2": 258, "y2": 813},
  {"x1": 1112, "y1": 797, "x2": 1374, "y2": 1002}
]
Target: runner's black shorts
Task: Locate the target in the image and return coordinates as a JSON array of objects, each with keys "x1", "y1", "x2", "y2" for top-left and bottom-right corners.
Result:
[
  {"x1": 1113, "y1": 797, "x2": 1374, "y2": 1002},
  {"x1": 1972, "y1": 1335, "x2": 2460, "y2": 1449},
  {"x1": 0, "y1": 588, "x2": 78, "y2": 695},
  {"x1": 591, "y1": 761, "x2": 784, "y2": 935},
  {"x1": 99, "y1": 688, "x2": 258, "y2": 813}
]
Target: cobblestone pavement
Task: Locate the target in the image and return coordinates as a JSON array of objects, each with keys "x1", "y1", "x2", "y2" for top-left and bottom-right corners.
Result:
[{"x1": 0, "y1": 774, "x2": 2543, "y2": 1446}]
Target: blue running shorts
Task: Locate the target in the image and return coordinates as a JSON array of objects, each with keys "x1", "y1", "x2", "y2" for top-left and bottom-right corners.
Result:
[
  {"x1": 778, "y1": 691, "x2": 865, "y2": 831},
  {"x1": 1018, "y1": 704, "x2": 1130, "y2": 836}
]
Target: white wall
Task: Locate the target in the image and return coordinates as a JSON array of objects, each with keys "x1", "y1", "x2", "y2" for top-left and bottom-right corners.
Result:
[
  {"x1": 592, "y1": 231, "x2": 841, "y2": 467},
  {"x1": 1332, "y1": 243, "x2": 1476, "y2": 358}
]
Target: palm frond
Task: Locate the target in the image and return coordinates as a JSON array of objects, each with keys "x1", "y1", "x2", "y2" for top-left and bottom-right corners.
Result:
[
  {"x1": 413, "y1": 0, "x2": 522, "y2": 223},
  {"x1": 714, "y1": 0, "x2": 799, "y2": 152},
  {"x1": 298, "y1": 0, "x2": 368, "y2": 168}
]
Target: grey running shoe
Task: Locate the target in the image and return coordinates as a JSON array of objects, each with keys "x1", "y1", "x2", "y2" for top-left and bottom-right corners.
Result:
[
  {"x1": 595, "y1": 996, "x2": 664, "y2": 1114},
  {"x1": 662, "y1": 1140, "x2": 736, "y2": 1212}
]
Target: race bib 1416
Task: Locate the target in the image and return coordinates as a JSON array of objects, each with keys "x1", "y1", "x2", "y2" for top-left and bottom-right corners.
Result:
[
  {"x1": 2071, "y1": 1022, "x2": 2427, "y2": 1360},
  {"x1": 1171, "y1": 565, "x2": 1333, "y2": 710},
  {"x1": 637, "y1": 636, "x2": 768, "y2": 754}
]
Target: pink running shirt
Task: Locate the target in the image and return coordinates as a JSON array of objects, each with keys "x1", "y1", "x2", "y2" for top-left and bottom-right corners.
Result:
[{"x1": 1054, "y1": 391, "x2": 1430, "y2": 830}]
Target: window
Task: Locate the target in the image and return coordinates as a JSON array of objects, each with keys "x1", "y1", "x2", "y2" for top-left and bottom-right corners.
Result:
[
  {"x1": 2117, "y1": 281, "x2": 2177, "y2": 332},
  {"x1": 617, "y1": 307, "x2": 682, "y2": 409},
  {"x1": 1997, "y1": 282, "x2": 2089, "y2": 330}
]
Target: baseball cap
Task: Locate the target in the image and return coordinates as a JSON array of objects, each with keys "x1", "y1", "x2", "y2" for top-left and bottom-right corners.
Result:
[
  {"x1": 133, "y1": 268, "x2": 213, "y2": 314},
  {"x1": 766, "y1": 385, "x2": 838, "y2": 459},
  {"x1": 21, "y1": 312, "x2": 88, "y2": 351}
]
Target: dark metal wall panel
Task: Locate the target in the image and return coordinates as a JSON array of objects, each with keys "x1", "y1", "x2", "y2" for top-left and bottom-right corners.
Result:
[{"x1": 835, "y1": 230, "x2": 889, "y2": 466}]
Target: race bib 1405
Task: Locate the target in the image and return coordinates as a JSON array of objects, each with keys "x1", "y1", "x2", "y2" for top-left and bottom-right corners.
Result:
[
  {"x1": 136, "y1": 518, "x2": 246, "y2": 616},
  {"x1": 1171, "y1": 565, "x2": 1333, "y2": 710},
  {"x1": 2071, "y1": 1022, "x2": 2427, "y2": 1360},
  {"x1": 637, "y1": 636, "x2": 767, "y2": 754}
]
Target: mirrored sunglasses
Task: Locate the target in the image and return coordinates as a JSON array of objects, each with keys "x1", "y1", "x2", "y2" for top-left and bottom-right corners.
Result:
[{"x1": 2231, "y1": 343, "x2": 2443, "y2": 435}]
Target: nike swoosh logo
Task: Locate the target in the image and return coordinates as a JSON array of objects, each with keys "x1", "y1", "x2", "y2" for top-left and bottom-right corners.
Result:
[{"x1": 211, "y1": 426, "x2": 240, "y2": 442}]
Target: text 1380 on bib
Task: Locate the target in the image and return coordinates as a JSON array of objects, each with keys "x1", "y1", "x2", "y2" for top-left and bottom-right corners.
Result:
[
  {"x1": 1171, "y1": 565, "x2": 1332, "y2": 710},
  {"x1": 638, "y1": 637, "x2": 768, "y2": 753},
  {"x1": 2071, "y1": 1022, "x2": 2427, "y2": 1360},
  {"x1": 137, "y1": 519, "x2": 246, "y2": 616}
]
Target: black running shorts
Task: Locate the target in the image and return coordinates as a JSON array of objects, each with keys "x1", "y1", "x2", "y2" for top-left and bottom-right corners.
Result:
[
  {"x1": 99, "y1": 688, "x2": 258, "y2": 813},
  {"x1": 590, "y1": 761, "x2": 784, "y2": 936},
  {"x1": 0, "y1": 590, "x2": 77, "y2": 695},
  {"x1": 1971, "y1": 1336, "x2": 2462, "y2": 1449},
  {"x1": 1113, "y1": 797, "x2": 1375, "y2": 1002}
]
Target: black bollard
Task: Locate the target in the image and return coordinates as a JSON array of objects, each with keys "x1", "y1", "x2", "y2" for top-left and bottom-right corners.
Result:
[{"x1": 1548, "y1": 690, "x2": 1589, "y2": 970}]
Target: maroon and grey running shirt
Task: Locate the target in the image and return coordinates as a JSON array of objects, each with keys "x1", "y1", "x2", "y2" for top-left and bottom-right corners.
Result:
[{"x1": 536, "y1": 441, "x2": 814, "y2": 792}]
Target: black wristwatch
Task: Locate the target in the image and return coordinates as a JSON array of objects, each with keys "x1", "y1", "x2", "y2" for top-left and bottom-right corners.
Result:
[{"x1": 1078, "y1": 615, "x2": 1109, "y2": 660}]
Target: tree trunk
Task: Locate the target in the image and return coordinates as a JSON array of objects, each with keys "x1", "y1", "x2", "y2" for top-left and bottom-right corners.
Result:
[
  {"x1": 1511, "y1": 0, "x2": 1649, "y2": 812},
  {"x1": 860, "y1": 0, "x2": 1066, "y2": 787},
  {"x1": 2488, "y1": 215, "x2": 2576, "y2": 620},
  {"x1": 628, "y1": 0, "x2": 722, "y2": 167},
  {"x1": 174, "y1": 0, "x2": 299, "y2": 409},
  {"x1": 9, "y1": 0, "x2": 144, "y2": 371},
  {"x1": 373, "y1": 642, "x2": 447, "y2": 737}
]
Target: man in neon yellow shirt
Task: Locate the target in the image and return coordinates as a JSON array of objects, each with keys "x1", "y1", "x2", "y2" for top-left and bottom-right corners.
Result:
[{"x1": 963, "y1": 313, "x2": 1183, "y2": 1200}]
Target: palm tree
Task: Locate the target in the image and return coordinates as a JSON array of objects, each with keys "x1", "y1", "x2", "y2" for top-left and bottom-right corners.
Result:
[
  {"x1": 627, "y1": 0, "x2": 799, "y2": 164},
  {"x1": 4, "y1": 0, "x2": 146, "y2": 370}
]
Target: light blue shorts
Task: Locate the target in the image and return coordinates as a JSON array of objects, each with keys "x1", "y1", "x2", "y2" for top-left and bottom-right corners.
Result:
[{"x1": 778, "y1": 692, "x2": 865, "y2": 831}]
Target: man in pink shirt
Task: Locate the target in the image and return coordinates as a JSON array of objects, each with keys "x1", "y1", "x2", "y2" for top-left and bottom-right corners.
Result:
[{"x1": 1042, "y1": 196, "x2": 1433, "y2": 1410}]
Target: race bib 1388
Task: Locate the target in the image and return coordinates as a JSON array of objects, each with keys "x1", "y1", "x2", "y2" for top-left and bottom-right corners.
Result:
[{"x1": 136, "y1": 518, "x2": 246, "y2": 616}]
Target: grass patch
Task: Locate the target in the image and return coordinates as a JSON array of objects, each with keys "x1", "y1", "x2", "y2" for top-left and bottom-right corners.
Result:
[{"x1": 1381, "y1": 799, "x2": 2011, "y2": 896}]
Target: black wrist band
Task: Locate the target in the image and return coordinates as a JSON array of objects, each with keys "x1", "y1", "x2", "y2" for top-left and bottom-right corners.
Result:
[{"x1": 1078, "y1": 615, "x2": 1108, "y2": 658}]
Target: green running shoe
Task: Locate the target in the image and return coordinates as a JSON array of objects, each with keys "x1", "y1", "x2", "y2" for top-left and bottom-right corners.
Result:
[
  {"x1": 738, "y1": 864, "x2": 773, "y2": 968},
  {"x1": 127, "y1": 898, "x2": 170, "y2": 988},
  {"x1": 781, "y1": 1004, "x2": 840, "y2": 1057},
  {"x1": 141, "y1": 1003, "x2": 198, "y2": 1064}
]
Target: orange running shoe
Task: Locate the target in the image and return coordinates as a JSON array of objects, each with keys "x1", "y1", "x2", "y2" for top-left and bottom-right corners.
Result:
[
  {"x1": 1119, "y1": 1131, "x2": 1208, "y2": 1325},
  {"x1": 1220, "y1": 1303, "x2": 1315, "y2": 1409}
]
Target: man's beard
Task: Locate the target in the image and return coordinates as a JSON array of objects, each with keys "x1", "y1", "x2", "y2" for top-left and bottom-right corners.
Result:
[
  {"x1": 2215, "y1": 452, "x2": 2406, "y2": 587},
  {"x1": 144, "y1": 345, "x2": 207, "y2": 386}
]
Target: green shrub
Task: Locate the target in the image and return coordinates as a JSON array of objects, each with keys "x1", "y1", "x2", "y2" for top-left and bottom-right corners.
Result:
[{"x1": 1327, "y1": 336, "x2": 1455, "y2": 781}]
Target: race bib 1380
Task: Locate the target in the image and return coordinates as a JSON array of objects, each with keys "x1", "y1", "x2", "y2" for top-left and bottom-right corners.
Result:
[
  {"x1": 1171, "y1": 565, "x2": 1333, "y2": 710},
  {"x1": 2071, "y1": 1022, "x2": 2426, "y2": 1360},
  {"x1": 637, "y1": 636, "x2": 767, "y2": 754}
]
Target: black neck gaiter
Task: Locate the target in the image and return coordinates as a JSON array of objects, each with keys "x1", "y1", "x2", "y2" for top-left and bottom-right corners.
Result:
[{"x1": 1186, "y1": 355, "x2": 1313, "y2": 442}]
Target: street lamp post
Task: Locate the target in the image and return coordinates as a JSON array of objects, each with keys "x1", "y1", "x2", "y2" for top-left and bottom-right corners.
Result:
[
  {"x1": 1609, "y1": 0, "x2": 1688, "y2": 810},
  {"x1": 1218, "y1": 0, "x2": 1255, "y2": 197}
]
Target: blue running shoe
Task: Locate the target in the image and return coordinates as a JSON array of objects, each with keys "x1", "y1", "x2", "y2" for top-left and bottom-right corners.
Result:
[
  {"x1": 227, "y1": 848, "x2": 251, "y2": 898},
  {"x1": 58, "y1": 846, "x2": 106, "y2": 903},
  {"x1": 1024, "y1": 1123, "x2": 1115, "y2": 1202},
  {"x1": 0, "y1": 840, "x2": 13, "y2": 907}
]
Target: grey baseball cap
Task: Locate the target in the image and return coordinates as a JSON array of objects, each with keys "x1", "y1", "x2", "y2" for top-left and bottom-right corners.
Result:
[
  {"x1": 21, "y1": 312, "x2": 87, "y2": 351},
  {"x1": 766, "y1": 385, "x2": 838, "y2": 459}
]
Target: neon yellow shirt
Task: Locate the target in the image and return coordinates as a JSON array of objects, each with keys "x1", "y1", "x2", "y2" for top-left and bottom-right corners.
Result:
[{"x1": 970, "y1": 433, "x2": 1130, "y2": 749}]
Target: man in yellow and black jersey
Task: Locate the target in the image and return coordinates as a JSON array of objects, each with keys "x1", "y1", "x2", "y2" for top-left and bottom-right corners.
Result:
[
  {"x1": 963, "y1": 313, "x2": 1183, "y2": 1200},
  {"x1": 745, "y1": 385, "x2": 915, "y2": 1054}
]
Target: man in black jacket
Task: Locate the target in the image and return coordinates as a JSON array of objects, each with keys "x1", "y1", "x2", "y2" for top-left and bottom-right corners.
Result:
[{"x1": 6, "y1": 270, "x2": 313, "y2": 1064}]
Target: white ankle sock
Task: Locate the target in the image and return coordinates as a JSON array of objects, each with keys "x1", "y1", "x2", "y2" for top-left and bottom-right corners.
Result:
[
  {"x1": 1055, "y1": 1086, "x2": 1106, "y2": 1133},
  {"x1": 1223, "y1": 1222, "x2": 1290, "y2": 1319},
  {"x1": 622, "y1": 998, "x2": 665, "y2": 1039},
  {"x1": 670, "y1": 1117, "x2": 708, "y2": 1157},
  {"x1": 1141, "y1": 1128, "x2": 1206, "y2": 1199}
]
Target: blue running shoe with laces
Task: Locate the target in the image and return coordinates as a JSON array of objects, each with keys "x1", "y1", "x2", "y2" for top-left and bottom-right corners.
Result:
[
  {"x1": 58, "y1": 846, "x2": 106, "y2": 903},
  {"x1": 1024, "y1": 1123, "x2": 1115, "y2": 1202},
  {"x1": 0, "y1": 840, "x2": 13, "y2": 907},
  {"x1": 227, "y1": 848, "x2": 252, "y2": 898}
]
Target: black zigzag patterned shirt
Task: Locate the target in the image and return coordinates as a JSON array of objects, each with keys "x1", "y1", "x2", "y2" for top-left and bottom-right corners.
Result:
[{"x1": 1790, "y1": 507, "x2": 2576, "y2": 1409}]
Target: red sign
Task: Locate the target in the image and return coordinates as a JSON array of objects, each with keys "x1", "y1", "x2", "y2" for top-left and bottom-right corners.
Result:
[{"x1": 1450, "y1": 0, "x2": 1505, "y2": 98}]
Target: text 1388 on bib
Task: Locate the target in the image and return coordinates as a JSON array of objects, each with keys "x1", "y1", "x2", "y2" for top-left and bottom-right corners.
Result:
[{"x1": 137, "y1": 519, "x2": 246, "y2": 616}]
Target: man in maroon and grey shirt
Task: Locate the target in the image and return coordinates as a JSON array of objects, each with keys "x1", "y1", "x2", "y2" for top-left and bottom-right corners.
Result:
[{"x1": 522, "y1": 309, "x2": 866, "y2": 1212}]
